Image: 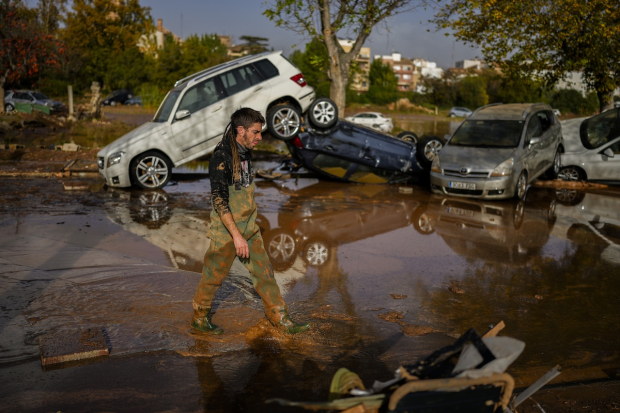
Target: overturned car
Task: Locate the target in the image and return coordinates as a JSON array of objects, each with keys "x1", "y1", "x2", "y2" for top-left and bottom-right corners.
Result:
[{"x1": 268, "y1": 98, "x2": 445, "y2": 184}]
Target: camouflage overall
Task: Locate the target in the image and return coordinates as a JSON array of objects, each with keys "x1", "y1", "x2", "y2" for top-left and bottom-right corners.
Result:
[{"x1": 193, "y1": 181, "x2": 286, "y2": 322}]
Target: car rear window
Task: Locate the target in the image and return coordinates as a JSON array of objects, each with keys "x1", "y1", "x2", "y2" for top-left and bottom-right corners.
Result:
[
  {"x1": 253, "y1": 59, "x2": 279, "y2": 80},
  {"x1": 449, "y1": 120, "x2": 524, "y2": 148}
]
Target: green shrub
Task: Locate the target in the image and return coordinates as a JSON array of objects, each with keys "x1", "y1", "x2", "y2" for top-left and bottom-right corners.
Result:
[{"x1": 137, "y1": 84, "x2": 166, "y2": 110}]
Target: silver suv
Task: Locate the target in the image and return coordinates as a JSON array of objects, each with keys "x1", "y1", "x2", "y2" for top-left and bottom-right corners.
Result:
[
  {"x1": 97, "y1": 51, "x2": 319, "y2": 189},
  {"x1": 430, "y1": 103, "x2": 563, "y2": 199}
]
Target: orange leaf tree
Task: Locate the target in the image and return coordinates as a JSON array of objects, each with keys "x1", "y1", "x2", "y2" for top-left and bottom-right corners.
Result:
[{"x1": 0, "y1": 0, "x2": 64, "y2": 113}]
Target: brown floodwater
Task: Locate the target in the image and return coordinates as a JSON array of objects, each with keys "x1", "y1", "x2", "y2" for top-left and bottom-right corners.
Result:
[{"x1": 0, "y1": 173, "x2": 619, "y2": 412}]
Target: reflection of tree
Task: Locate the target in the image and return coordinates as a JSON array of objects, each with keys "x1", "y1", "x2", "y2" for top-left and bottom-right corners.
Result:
[{"x1": 418, "y1": 232, "x2": 620, "y2": 372}]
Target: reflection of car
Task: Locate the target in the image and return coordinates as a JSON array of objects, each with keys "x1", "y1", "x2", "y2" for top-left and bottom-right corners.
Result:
[
  {"x1": 344, "y1": 112, "x2": 393, "y2": 132},
  {"x1": 124, "y1": 96, "x2": 142, "y2": 106},
  {"x1": 430, "y1": 103, "x2": 563, "y2": 200},
  {"x1": 284, "y1": 119, "x2": 431, "y2": 184},
  {"x1": 4, "y1": 90, "x2": 65, "y2": 113},
  {"x1": 557, "y1": 107, "x2": 620, "y2": 183},
  {"x1": 423, "y1": 188, "x2": 557, "y2": 263},
  {"x1": 102, "y1": 89, "x2": 133, "y2": 106},
  {"x1": 97, "y1": 51, "x2": 316, "y2": 189},
  {"x1": 448, "y1": 107, "x2": 473, "y2": 118},
  {"x1": 260, "y1": 182, "x2": 424, "y2": 270}
]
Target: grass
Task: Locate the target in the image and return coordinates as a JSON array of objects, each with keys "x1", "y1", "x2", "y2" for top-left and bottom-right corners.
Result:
[{"x1": 68, "y1": 119, "x2": 136, "y2": 148}]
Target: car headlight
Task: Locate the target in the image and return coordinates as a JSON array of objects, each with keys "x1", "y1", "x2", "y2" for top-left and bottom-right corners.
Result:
[
  {"x1": 431, "y1": 156, "x2": 441, "y2": 173},
  {"x1": 490, "y1": 158, "x2": 514, "y2": 177},
  {"x1": 107, "y1": 151, "x2": 125, "y2": 168}
]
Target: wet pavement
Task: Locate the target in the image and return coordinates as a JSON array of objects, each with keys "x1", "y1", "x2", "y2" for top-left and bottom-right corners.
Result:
[{"x1": 1, "y1": 166, "x2": 620, "y2": 411}]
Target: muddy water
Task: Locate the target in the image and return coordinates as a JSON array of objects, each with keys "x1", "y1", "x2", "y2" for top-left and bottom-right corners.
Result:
[
  {"x1": 1, "y1": 175, "x2": 620, "y2": 411},
  {"x1": 393, "y1": 116, "x2": 462, "y2": 139}
]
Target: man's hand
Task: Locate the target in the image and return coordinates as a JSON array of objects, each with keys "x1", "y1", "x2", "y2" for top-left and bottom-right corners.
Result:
[{"x1": 233, "y1": 234, "x2": 249, "y2": 259}]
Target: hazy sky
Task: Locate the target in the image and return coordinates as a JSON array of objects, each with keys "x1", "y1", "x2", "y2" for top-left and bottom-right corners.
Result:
[{"x1": 141, "y1": 0, "x2": 482, "y2": 69}]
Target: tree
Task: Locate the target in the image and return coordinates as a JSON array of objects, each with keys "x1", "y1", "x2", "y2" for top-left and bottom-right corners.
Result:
[
  {"x1": 367, "y1": 59, "x2": 398, "y2": 105},
  {"x1": 289, "y1": 38, "x2": 331, "y2": 98},
  {"x1": 36, "y1": 0, "x2": 69, "y2": 35},
  {"x1": 238, "y1": 35, "x2": 270, "y2": 55},
  {"x1": 264, "y1": 0, "x2": 426, "y2": 112},
  {"x1": 435, "y1": 0, "x2": 620, "y2": 113},
  {"x1": 62, "y1": 0, "x2": 151, "y2": 90},
  {"x1": 455, "y1": 76, "x2": 488, "y2": 109},
  {"x1": 0, "y1": 0, "x2": 64, "y2": 113}
]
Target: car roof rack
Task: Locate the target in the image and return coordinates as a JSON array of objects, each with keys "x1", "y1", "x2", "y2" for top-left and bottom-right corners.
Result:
[
  {"x1": 472, "y1": 102, "x2": 503, "y2": 116},
  {"x1": 521, "y1": 102, "x2": 549, "y2": 118},
  {"x1": 173, "y1": 50, "x2": 278, "y2": 87}
]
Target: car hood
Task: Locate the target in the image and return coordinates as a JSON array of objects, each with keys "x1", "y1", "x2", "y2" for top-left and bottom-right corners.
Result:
[
  {"x1": 440, "y1": 145, "x2": 516, "y2": 170},
  {"x1": 560, "y1": 117, "x2": 587, "y2": 153},
  {"x1": 97, "y1": 121, "x2": 164, "y2": 157}
]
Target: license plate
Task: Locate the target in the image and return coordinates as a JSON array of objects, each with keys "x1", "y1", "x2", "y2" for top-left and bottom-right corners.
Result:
[
  {"x1": 447, "y1": 207, "x2": 474, "y2": 218},
  {"x1": 449, "y1": 181, "x2": 476, "y2": 190}
]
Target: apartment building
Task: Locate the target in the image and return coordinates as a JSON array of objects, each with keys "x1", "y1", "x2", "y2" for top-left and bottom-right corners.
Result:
[
  {"x1": 374, "y1": 53, "x2": 417, "y2": 92},
  {"x1": 339, "y1": 40, "x2": 371, "y2": 92},
  {"x1": 455, "y1": 59, "x2": 488, "y2": 70}
]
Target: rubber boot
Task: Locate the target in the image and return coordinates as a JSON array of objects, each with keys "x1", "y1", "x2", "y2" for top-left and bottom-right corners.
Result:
[
  {"x1": 191, "y1": 304, "x2": 223, "y2": 334},
  {"x1": 268, "y1": 306, "x2": 312, "y2": 334}
]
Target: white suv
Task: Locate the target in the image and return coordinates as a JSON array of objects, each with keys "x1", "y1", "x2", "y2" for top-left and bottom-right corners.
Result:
[{"x1": 97, "y1": 51, "x2": 316, "y2": 189}]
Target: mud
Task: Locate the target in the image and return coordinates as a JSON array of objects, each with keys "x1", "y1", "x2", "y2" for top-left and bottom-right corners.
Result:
[{"x1": 1, "y1": 169, "x2": 620, "y2": 411}]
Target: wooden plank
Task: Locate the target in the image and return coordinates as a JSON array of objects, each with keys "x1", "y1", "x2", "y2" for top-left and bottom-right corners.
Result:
[{"x1": 40, "y1": 327, "x2": 109, "y2": 366}]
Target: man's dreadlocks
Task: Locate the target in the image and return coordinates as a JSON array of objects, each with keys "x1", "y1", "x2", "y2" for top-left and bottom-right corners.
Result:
[{"x1": 223, "y1": 108, "x2": 265, "y2": 182}]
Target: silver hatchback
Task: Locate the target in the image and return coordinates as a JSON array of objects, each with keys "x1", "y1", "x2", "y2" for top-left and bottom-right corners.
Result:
[{"x1": 430, "y1": 103, "x2": 563, "y2": 200}]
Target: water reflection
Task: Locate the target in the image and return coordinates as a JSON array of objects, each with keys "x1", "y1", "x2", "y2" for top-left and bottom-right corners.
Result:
[{"x1": 393, "y1": 117, "x2": 461, "y2": 140}]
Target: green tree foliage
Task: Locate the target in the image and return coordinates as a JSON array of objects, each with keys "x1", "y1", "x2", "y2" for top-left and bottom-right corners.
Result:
[
  {"x1": 264, "y1": 0, "x2": 427, "y2": 112},
  {"x1": 456, "y1": 75, "x2": 488, "y2": 109},
  {"x1": 238, "y1": 36, "x2": 270, "y2": 55},
  {"x1": 366, "y1": 59, "x2": 398, "y2": 105},
  {"x1": 289, "y1": 38, "x2": 330, "y2": 98},
  {"x1": 435, "y1": 0, "x2": 620, "y2": 112},
  {"x1": 551, "y1": 90, "x2": 599, "y2": 116},
  {"x1": 62, "y1": 0, "x2": 151, "y2": 90}
]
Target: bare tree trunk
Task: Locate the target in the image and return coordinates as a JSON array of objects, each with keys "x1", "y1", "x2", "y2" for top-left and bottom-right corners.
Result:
[
  {"x1": 598, "y1": 90, "x2": 614, "y2": 113},
  {"x1": 0, "y1": 83, "x2": 5, "y2": 115},
  {"x1": 328, "y1": 57, "x2": 349, "y2": 113}
]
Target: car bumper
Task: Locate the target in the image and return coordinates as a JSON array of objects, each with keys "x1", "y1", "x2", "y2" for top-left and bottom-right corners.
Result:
[
  {"x1": 430, "y1": 172, "x2": 518, "y2": 200},
  {"x1": 98, "y1": 160, "x2": 132, "y2": 187}
]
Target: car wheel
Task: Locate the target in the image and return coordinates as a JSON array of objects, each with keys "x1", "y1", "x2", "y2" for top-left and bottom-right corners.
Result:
[
  {"x1": 4, "y1": 103, "x2": 14, "y2": 113},
  {"x1": 514, "y1": 171, "x2": 527, "y2": 200},
  {"x1": 110, "y1": 101, "x2": 117, "y2": 107},
  {"x1": 267, "y1": 104, "x2": 301, "y2": 140},
  {"x1": 545, "y1": 149, "x2": 562, "y2": 179},
  {"x1": 397, "y1": 131, "x2": 419, "y2": 144},
  {"x1": 547, "y1": 198, "x2": 557, "y2": 228},
  {"x1": 513, "y1": 200, "x2": 524, "y2": 230},
  {"x1": 417, "y1": 135, "x2": 445, "y2": 168},
  {"x1": 557, "y1": 165, "x2": 585, "y2": 181},
  {"x1": 555, "y1": 188, "x2": 585, "y2": 206},
  {"x1": 264, "y1": 228, "x2": 297, "y2": 271},
  {"x1": 308, "y1": 97, "x2": 338, "y2": 129},
  {"x1": 130, "y1": 151, "x2": 173, "y2": 190},
  {"x1": 129, "y1": 191, "x2": 171, "y2": 229},
  {"x1": 449, "y1": 113, "x2": 456, "y2": 118},
  {"x1": 411, "y1": 205, "x2": 434, "y2": 235},
  {"x1": 128, "y1": 94, "x2": 133, "y2": 99},
  {"x1": 303, "y1": 240, "x2": 330, "y2": 267}
]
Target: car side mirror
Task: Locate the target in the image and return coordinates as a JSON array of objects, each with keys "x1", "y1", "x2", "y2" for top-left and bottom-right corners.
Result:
[
  {"x1": 603, "y1": 147, "x2": 614, "y2": 158},
  {"x1": 529, "y1": 137, "x2": 541, "y2": 147},
  {"x1": 175, "y1": 110, "x2": 191, "y2": 121}
]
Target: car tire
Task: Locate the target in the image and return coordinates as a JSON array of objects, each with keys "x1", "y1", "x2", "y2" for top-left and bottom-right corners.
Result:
[
  {"x1": 110, "y1": 101, "x2": 117, "y2": 107},
  {"x1": 411, "y1": 205, "x2": 435, "y2": 235},
  {"x1": 416, "y1": 135, "x2": 445, "y2": 168},
  {"x1": 558, "y1": 165, "x2": 585, "y2": 181},
  {"x1": 130, "y1": 151, "x2": 173, "y2": 190},
  {"x1": 545, "y1": 149, "x2": 562, "y2": 179},
  {"x1": 555, "y1": 188, "x2": 585, "y2": 206},
  {"x1": 513, "y1": 200, "x2": 524, "y2": 230},
  {"x1": 267, "y1": 104, "x2": 301, "y2": 140},
  {"x1": 128, "y1": 94, "x2": 133, "y2": 99},
  {"x1": 264, "y1": 228, "x2": 297, "y2": 272},
  {"x1": 397, "y1": 131, "x2": 419, "y2": 144},
  {"x1": 4, "y1": 103, "x2": 15, "y2": 113},
  {"x1": 303, "y1": 239, "x2": 330, "y2": 267},
  {"x1": 308, "y1": 97, "x2": 338, "y2": 130},
  {"x1": 514, "y1": 171, "x2": 527, "y2": 200},
  {"x1": 449, "y1": 113, "x2": 456, "y2": 118}
]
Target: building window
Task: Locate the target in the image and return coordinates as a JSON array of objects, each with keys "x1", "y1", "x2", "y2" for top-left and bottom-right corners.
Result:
[
  {"x1": 362, "y1": 82, "x2": 367, "y2": 87},
  {"x1": 403, "y1": 74, "x2": 411, "y2": 80},
  {"x1": 394, "y1": 65, "x2": 401, "y2": 71},
  {"x1": 395, "y1": 74, "x2": 401, "y2": 79},
  {"x1": 404, "y1": 66, "x2": 411, "y2": 71}
]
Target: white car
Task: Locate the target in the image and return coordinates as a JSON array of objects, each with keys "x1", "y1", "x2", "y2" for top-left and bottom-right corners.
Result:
[
  {"x1": 558, "y1": 107, "x2": 620, "y2": 183},
  {"x1": 97, "y1": 51, "x2": 320, "y2": 189},
  {"x1": 344, "y1": 112, "x2": 393, "y2": 133}
]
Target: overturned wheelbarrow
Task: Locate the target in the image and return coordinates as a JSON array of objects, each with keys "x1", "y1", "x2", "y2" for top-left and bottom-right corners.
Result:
[{"x1": 268, "y1": 321, "x2": 560, "y2": 413}]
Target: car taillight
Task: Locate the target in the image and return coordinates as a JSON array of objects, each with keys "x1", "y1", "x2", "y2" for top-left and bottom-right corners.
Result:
[
  {"x1": 292, "y1": 136, "x2": 303, "y2": 148},
  {"x1": 290, "y1": 73, "x2": 307, "y2": 87}
]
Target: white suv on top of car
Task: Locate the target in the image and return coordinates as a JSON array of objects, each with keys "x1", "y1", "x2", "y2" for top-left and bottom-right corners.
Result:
[{"x1": 97, "y1": 51, "x2": 319, "y2": 189}]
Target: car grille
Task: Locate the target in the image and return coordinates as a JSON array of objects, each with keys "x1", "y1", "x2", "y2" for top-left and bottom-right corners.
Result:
[
  {"x1": 98, "y1": 157, "x2": 104, "y2": 170},
  {"x1": 443, "y1": 168, "x2": 489, "y2": 179},
  {"x1": 446, "y1": 188, "x2": 484, "y2": 196}
]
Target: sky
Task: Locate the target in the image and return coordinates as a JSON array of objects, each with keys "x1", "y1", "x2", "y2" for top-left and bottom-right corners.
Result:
[{"x1": 140, "y1": 0, "x2": 482, "y2": 69}]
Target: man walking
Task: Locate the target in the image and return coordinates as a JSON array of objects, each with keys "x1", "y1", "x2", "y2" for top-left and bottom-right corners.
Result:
[{"x1": 191, "y1": 108, "x2": 311, "y2": 335}]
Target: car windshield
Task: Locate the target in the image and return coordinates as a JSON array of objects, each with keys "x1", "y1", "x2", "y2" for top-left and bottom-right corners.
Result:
[
  {"x1": 449, "y1": 120, "x2": 524, "y2": 148},
  {"x1": 32, "y1": 92, "x2": 48, "y2": 100},
  {"x1": 580, "y1": 108, "x2": 620, "y2": 149},
  {"x1": 152, "y1": 90, "x2": 180, "y2": 123}
]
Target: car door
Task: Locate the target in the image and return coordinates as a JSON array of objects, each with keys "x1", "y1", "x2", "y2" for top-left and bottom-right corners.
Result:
[
  {"x1": 170, "y1": 76, "x2": 228, "y2": 162},
  {"x1": 217, "y1": 64, "x2": 271, "y2": 119},
  {"x1": 535, "y1": 110, "x2": 559, "y2": 171},
  {"x1": 586, "y1": 138, "x2": 620, "y2": 180},
  {"x1": 523, "y1": 114, "x2": 545, "y2": 178}
]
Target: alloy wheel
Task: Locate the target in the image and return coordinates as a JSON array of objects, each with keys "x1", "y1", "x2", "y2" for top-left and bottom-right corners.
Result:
[
  {"x1": 558, "y1": 166, "x2": 581, "y2": 181},
  {"x1": 136, "y1": 156, "x2": 170, "y2": 189},
  {"x1": 516, "y1": 172, "x2": 527, "y2": 199},
  {"x1": 423, "y1": 139, "x2": 443, "y2": 162},
  {"x1": 273, "y1": 108, "x2": 300, "y2": 138},
  {"x1": 311, "y1": 100, "x2": 336, "y2": 125},
  {"x1": 268, "y1": 233, "x2": 296, "y2": 261},
  {"x1": 305, "y1": 241, "x2": 329, "y2": 267}
]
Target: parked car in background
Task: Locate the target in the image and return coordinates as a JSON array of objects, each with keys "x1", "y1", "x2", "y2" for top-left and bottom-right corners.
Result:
[
  {"x1": 430, "y1": 103, "x2": 563, "y2": 200},
  {"x1": 4, "y1": 90, "x2": 65, "y2": 113},
  {"x1": 553, "y1": 109, "x2": 561, "y2": 117},
  {"x1": 102, "y1": 89, "x2": 133, "y2": 106},
  {"x1": 344, "y1": 112, "x2": 394, "y2": 133},
  {"x1": 557, "y1": 107, "x2": 620, "y2": 183},
  {"x1": 97, "y1": 50, "x2": 316, "y2": 189},
  {"x1": 124, "y1": 96, "x2": 142, "y2": 106},
  {"x1": 448, "y1": 107, "x2": 473, "y2": 118}
]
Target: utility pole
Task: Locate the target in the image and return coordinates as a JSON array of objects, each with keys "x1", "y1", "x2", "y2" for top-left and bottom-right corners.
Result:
[{"x1": 180, "y1": 13, "x2": 183, "y2": 39}]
